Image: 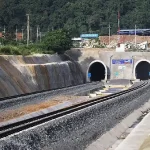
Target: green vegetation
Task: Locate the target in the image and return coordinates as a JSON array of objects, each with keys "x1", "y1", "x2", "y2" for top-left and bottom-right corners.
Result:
[
  {"x1": 42, "y1": 29, "x2": 72, "y2": 54},
  {"x1": 0, "y1": 44, "x2": 42, "y2": 55},
  {"x1": 0, "y1": 44, "x2": 56, "y2": 55},
  {"x1": 0, "y1": 0, "x2": 149, "y2": 54},
  {"x1": 0, "y1": 0, "x2": 149, "y2": 36},
  {"x1": 0, "y1": 29, "x2": 72, "y2": 55}
]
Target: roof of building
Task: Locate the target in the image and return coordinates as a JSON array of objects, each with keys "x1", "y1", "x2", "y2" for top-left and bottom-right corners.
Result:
[
  {"x1": 120, "y1": 29, "x2": 150, "y2": 31},
  {"x1": 118, "y1": 29, "x2": 150, "y2": 35}
]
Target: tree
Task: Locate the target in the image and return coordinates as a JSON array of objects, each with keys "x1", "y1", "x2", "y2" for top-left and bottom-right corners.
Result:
[
  {"x1": 1, "y1": 0, "x2": 150, "y2": 36},
  {"x1": 42, "y1": 29, "x2": 72, "y2": 54}
]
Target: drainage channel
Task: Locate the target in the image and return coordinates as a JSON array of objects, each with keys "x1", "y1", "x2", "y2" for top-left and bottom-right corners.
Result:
[{"x1": 108, "y1": 109, "x2": 150, "y2": 150}]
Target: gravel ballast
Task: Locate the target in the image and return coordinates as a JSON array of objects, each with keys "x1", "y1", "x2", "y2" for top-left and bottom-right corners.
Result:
[
  {"x1": 0, "y1": 82, "x2": 103, "y2": 112},
  {"x1": 0, "y1": 81, "x2": 150, "y2": 150}
]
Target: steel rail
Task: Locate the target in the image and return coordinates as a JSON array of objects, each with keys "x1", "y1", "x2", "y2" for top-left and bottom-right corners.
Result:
[
  {"x1": 0, "y1": 81, "x2": 102, "y2": 102},
  {"x1": 0, "y1": 81, "x2": 148, "y2": 139}
]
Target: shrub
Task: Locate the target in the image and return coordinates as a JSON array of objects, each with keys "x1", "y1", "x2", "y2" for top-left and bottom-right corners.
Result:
[
  {"x1": 42, "y1": 29, "x2": 72, "y2": 54},
  {"x1": 0, "y1": 46, "x2": 11, "y2": 54},
  {"x1": 0, "y1": 43, "x2": 56, "y2": 55}
]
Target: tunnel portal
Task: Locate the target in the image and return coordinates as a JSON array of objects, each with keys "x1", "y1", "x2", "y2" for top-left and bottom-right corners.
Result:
[
  {"x1": 88, "y1": 62, "x2": 105, "y2": 81},
  {"x1": 135, "y1": 61, "x2": 150, "y2": 80}
]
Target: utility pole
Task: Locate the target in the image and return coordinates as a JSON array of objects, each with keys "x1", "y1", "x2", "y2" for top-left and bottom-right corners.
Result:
[
  {"x1": 40, "y1": 32, "x2": 42, "y2": 42},
  {"x1": 26, "y1": 14, "x2": 30, "y2": 46},
  {"x1": 48, "y1": 25, "x2": 50, "y2": 32},
  {"x1": 16, "y1": 26, "x2": 18, "y2": 42},
  {"x1": 3, "y1": 26, "x2": 6, "y2": 34},
  {"x1": 37, "y1": 25, "x2": 39, "y2": 42},
  {"x1": 117, "y1": 11, "x2": 120, "y2": 47},
  {"x1": 21, "y1": 28, "x2": 24, "y2": 40},
  {"x1": 135, "y1": 24, "x2": 137, "y2": 48},
  {"x1": 30, "y1": 27, "x2": 32, "y2": 42},
  {"x1": 2, "y1": 26, "x2": 6, "y2": 39},
  {"x1": 108, "y1": 24, "x2": 111, "y2": 45},
  {"x1": 38, "y1": 27, "x2": 42, "y2": 42},
  {"x1": 52, "y1": 26, "x2": 54, "y2": 31}
]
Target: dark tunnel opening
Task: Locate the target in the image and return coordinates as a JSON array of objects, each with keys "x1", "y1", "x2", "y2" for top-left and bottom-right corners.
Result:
[
  {"x1": 135, "y1": 61, "x2": 150, "y2": 80},
  {"x1": 88, "y1": 62, "x2": 105, "y2": 81}
]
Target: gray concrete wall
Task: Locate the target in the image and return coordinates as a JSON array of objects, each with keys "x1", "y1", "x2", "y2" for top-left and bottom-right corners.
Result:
[
  {"x1": 0, "y1": 55, "x2": 85, "y2": 98},
  {"x1": 1, "y1": 50, "x2": 149, "y2": 98},
  {"x1": 67, "y1": 49, "x2": 150, "y2": 80}
]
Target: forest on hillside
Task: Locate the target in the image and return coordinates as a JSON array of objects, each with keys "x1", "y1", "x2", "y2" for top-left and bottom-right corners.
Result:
[{"x1": 0, "y1": 0, "x2": 150, "y2": 37}]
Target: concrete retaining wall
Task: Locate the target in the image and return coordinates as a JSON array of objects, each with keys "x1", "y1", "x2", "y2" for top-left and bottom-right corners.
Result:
[{"x1": 0, "y1": 55, "x2": 84, "y2": 98}]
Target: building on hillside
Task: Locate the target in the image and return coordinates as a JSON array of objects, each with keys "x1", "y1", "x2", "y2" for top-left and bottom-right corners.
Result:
[
  {"x1": 80, "y1": 34, "x2": 99, "y2": 39},
  {"x1": 76, "y1": 34, "x2": 100, "y2": 48},
  {"x1": 118, "y1": 29, "x2": 150, "y2": 36},
  {"x1": 16, "y1": 33, "x2": 23, "y2": 40},
  {"x1": 100, "y1": 35, "x2": 150, "y2": 45},
  {"x1": 72, "y1": 37, "x2": 83, "y2": 48},
  {"x1": 0, "y1": 32, "x2": 2, "y2": 38},
  {"x1": 0, "y1": 32, "x2": 23, "y2": 40},
  {"x1": 72, "y1": 34, "x2": 100, "y2": 48},
  {"x1": 99, "y1": 35, "x2": 150, "y2": 50}
]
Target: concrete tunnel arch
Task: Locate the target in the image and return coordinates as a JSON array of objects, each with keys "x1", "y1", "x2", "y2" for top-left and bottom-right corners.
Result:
[
  {"x1": 134, "y1": 59, "x2": 150, "y2": 80},
  {"x1": 87, "y1": 60, "x2": 107, "y2": 81}
]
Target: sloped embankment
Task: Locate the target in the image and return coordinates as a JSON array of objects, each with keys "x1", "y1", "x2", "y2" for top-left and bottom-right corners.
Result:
[{"x1": 0, "y1": 55, "x2": 84, "y2": 98}]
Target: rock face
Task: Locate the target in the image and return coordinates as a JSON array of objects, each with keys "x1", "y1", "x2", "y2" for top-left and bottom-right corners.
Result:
[{"x1": 0, "y1": 54, "x2": 84, "y2": 98}]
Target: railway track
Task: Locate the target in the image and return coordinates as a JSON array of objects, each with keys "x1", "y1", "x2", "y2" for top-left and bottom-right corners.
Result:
[
  {"x1": 0, "y1": 80, "x2": 148, "y2": 140},
  {"x1": 0, "y1": 81, "x2": 102, "y2": 102},
  {"x1": 0, "y1": 81, "x2": 103, "y2": 112}
]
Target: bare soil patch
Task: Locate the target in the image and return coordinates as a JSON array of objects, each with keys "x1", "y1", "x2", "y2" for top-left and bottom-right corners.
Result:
[{"x1": 0, "y1": 95, "x2": 83, "y2": 123}]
